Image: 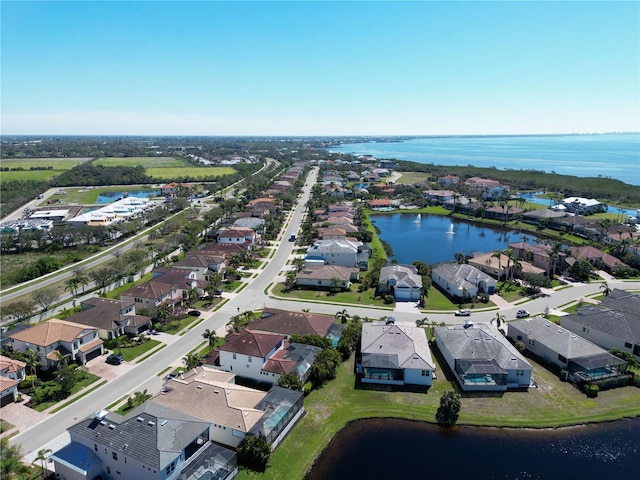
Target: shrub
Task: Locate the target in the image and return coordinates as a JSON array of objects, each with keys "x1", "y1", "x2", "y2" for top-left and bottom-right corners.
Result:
[
  {"x1": 584, "y1": 383, "x2": 599, "y2": 398},
  {"x1": 383, "y1": 294, "x2": 395, "y2": 304},
  {"x1": 593, "y1": 375, "x2": 630, "y2": 391}
]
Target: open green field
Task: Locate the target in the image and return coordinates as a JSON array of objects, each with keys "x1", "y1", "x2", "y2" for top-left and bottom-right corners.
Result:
[
  {"x1": 1, "y1": 158, "x2": 91, "y2": 182},
  {"x1": 43, "y1": 185, "x2": 162, "y2": 205},
  {"x1": 396, "y1": 172, "x2": 432, "y2": 184},
  {"x1": 146, "y1": 166, "x2": 236, "y2": 179},
  {"x1": 93, "y1": 157, "x2": 185, "y2": 168},
  {"x1": 238, "y1": 353, "x2": 640, "y2": 480}
]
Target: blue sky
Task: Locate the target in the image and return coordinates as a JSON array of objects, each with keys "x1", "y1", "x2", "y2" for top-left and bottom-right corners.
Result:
[{"x1": 2, "y1": 1, "x2": 638, "y2": 136}]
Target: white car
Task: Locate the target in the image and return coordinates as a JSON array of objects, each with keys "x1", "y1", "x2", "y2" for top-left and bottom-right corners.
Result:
[
  {"x1": 455, "y1": 309, "x2": 471, "y2": 316},
  {"x1": 516, "y1": 310, "x2": 530, "y2": 318}
]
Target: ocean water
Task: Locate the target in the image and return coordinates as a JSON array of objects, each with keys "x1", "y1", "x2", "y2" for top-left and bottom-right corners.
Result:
[{"x1": 328, "y1": 133, "x2": 640, "y2": 185}]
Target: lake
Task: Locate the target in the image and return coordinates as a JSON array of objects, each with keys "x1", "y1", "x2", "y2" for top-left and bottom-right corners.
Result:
[
  {"x1": 95, "y1": 190, "x2": 159, "y2": 203},
  {"x1": 305, "y1": 417, "x2": 640, "y2": 480},
  {"x1": 372, "y1": 213, "x2": 521, "y2": 265},
  {"x1": 328, "y1": 133, "x2": 640, "y2": 185}
]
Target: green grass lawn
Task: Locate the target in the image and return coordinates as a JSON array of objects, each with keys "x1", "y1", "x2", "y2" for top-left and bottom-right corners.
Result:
[
  {"x1": 113, "y1": 339, "x2": 161, "y2": 362},
  {"x1": 273, "y1": 284, "x2": 390, "y2": 309},
  {"x1": 238, "y1": 352, "x2": 640, "y2": 480},
  {"x1": 31, "y1": 371, "x2": 102, "y2": 412},
  {"x1": 146, "y1": 166, "x2": 236, "y2": 179},
  {"x1": 395, "y1": 172, "x2": 432, "y2": 185},
  {"x1": 44, "y1": 185, "x2": 161, "y2": 205},
  {"x1": 93, "y1": 157, "x2": 185, "y2": 168},
  {"x1": 1, "y1": 158, "x2": 91, "y2": 182}
]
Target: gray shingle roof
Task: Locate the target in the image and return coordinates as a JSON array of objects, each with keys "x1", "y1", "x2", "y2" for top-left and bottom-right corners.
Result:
[
  {"x1": 379, "y1": 264, "x2": 422, "y2": 289},
  {"x1": 508, "y1": 317, "x2": 606, "y2": 359},
  {"x1": 435, "y1": 324, "x2": 531, "y2": 372},
  {"x1": 361, "y1": 322, "x2": 434, "y2": 370},
  {"x1": 563, "y1": 302, "x2": 640, "y2": 345},
  {"x1": 68, "y1": 403, "x2": 210, "y2": 470}
]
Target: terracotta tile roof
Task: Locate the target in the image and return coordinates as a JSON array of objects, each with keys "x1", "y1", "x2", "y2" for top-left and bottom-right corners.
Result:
[
  {"x1": 0, "y1": 377, "x2": 18, "y2": 391},
  {"x1": 151, "y1": 368, "x2": 266, "y2": 433},
  {"x1": 121, "y1": 280, "x2": 176, "y2": 300},
  {"x1": 9, "y1": 319, "x2": 98, "y2": 346},
  {"x1": 78, "y1": 337, "x2": 104, "y2": 352},
  {"x1": 218, "y1": 329, "x2": 284, "y2": 357},
  {"x1": 0, "y1": 355, "x2": 26, "y2": 374},
  {"x1": 251, "y1": 308, "x2": 335, "y2": 337}
]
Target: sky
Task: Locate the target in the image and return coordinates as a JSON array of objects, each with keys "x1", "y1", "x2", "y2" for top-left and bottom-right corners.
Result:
[{"x1": 1, "y1": 1, "x2": 639, "y2": 136}]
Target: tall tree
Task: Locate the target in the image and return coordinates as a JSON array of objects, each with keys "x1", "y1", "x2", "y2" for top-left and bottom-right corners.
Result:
[
  {"x1": 32, "y1": 287, "x2": 59, "y2": 312},
  {"x1": 32, "y1": 447, "x2": 52, "y2": 478},
  {"x1": 436, "y1": 391, "x2": 461, "y2": 427},
  {"x1": 202, "y1": 329, "x2": 218, "y2": 351}
]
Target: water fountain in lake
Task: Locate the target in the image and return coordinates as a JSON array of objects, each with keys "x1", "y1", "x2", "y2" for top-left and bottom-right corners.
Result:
[
  {"x1": 415, "y1": 214, "x2": 421, "y2": 223},
  {"x1": 447, "y1": 223, "x2": 455, "y2": 234}
]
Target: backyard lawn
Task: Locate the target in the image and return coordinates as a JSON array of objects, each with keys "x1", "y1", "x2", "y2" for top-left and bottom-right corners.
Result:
[{"x1": 238, "y1": 351, "x2": 640, "y2": 480}]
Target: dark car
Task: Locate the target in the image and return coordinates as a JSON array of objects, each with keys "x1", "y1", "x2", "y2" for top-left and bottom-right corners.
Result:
[
  {"x1": 106, "y1": 354, "x2": 124, "y2": 365},
  {"x1": 188, "y1": 310, "x2": 202, "y2": 317}
]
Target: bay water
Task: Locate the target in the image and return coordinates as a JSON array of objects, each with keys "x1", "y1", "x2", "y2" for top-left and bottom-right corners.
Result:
[{"x1": 328, "y1": 133, "x2": 640, "y2": 185}]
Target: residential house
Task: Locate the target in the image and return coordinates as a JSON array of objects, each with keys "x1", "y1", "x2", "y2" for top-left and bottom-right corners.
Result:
[
  {"x1": 368, "y1": 198, "x2": 391, "y2": 210},
  {"x1": 172, "y1": 254, "x2": 226, "y2": 281},
  {"x1": 67, "y1": 297, "x2": 152, "y2": 340},
  {"x1": 216, "y1": 227, "x2": 256, "y2": 249},
  {"x1": 561, "y1": 303, "x2": 640, "y2": 359},
  {"x1": 435, "y1": 323, "x2": 533, "y2": 391},
  {"x1": 423, "y1": 189, "x2": 455, "y2": 204},
  {"x1": 509, "y1": 242, "x2": 562, "y2": 276},
  {"x1": 359, "y1": 321, "x2": 435, "y2": 386},
  {"x1": 431, "y1": 263, "x2": 497, "y2": 298},
  {"x1": 0, "y1": 355, "x2": 26, "y2": 406},
  {"x1": 161, "y1": 182, "x2": 194, "y2": 197},
  {"x1": 306, "y1": 239, "x2": 369, "y2": 270},
  {"x1": 437, "y1": 175, "x2": 460, "y2": 187},
  {"x1": 51, "y1": 403, "x2": 237, "y2": 480},
  {"x1": 483, "y1": 205, "x2": 523, "y2": 221},
  {"x1": 561, "y1": 196, "x2": 605, "y2": 215},
  {"x1": 296, "y1": 265, "x2": 358, "y2": 290},
  {"x1": 568, "y1": 246, "x2": 629, "y2": 273},
  {"x1": 468, "y1": 252, "x2": 514, "y2": 280},
  {"x1": 120, "y1": 279, "x2": 181, "y2": 315},
  {"x1": 507, "y1": 317, "x2": 627, "y2": 384},
  {"x1": 249, "y1": 307, "x2": 343, "y2": 345},
  {"x1": 317, "y1": 227, "x2": 348, "y2": 240},
  {"x1": 151, "y1": 267, "x2": 210, "y2": 300},
  {"x1": 153, "y1": 367, "x2": 304, "y2": 449},
  {"x1": 232, "y1": 217, "x2": 265, "y2": 231},
  {"x1": 8, "y1": 319, "x2": 103, "y2": 369},
  {"x1": 217, "y1": 329, "x2": 319, "y2": 385},
  {"x1": 378, "y1": 264, "x2": 422, "y2": 302}
]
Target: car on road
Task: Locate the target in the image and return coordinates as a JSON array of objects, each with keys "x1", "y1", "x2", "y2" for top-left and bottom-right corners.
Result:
[
  {"x1": 289, "y1": 234, "x2": 296, "y2": 242},
  {"x1": 454, "y1": 309, "x2": 471, "y2": 316},
  {"x1": 516, "y1": 310, "x2": 530, "y2": 318},
  {"x1": 188, "y1": 310, "x2": 202, "y2": 317},
  {"x1": 105, "y1": 354, "x2": 124, "y2": 365}
]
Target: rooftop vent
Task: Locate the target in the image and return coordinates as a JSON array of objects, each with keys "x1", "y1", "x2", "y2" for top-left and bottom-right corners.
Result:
[
  {"x1": 108, "y1": 424, "x2": 116, "y2": 430},
  {"x1": 148, "y1": 421, "x2": 155, "y2": 426},
  {"x1": 136, "y1": 417, "x2": 144, "y2": 422},
  {"x1": 161, "y1": 420, "x2": 168, "y2": 426}
]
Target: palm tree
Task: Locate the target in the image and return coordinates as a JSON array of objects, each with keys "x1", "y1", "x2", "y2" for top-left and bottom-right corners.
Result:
[
  {"x1": 132, "y1": 389, "x2": 152, "y2": 407},
  {"x1": 23, "y1": 348, "x2": 41, "y2": 389},
  {"x1": 493, "y1": 312, "x2": 506, "y2": 328},
  {"x1": 203, "y1": 329, "x2": 218, "y2": 351},
  {"x1": 599, "y1": 283, "x2": 612, "y2": 297},
  {"x1": 182, "y1": 352, "x2": 202, "y2": 370},
  {"x1": 492, "y1": 251, "x2": 503, "y2": 280},
  {"x1": 32, "y1": 447, "x2": 52, "y2": 478},
  {"x1": 335, "y1": 309, "x2": 350, "y2": 324},
  {"x1": 64, "y1": 277, "x2": 80, "y2": 298}
]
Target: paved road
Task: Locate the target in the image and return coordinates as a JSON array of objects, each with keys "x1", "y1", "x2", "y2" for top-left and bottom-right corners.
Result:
[{"x1": 10, "y1": 165, "x2": 640, "y2": 461}]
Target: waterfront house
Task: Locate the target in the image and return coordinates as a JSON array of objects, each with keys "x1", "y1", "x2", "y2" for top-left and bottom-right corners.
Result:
[
  {"x1": 507, "y1": 317, "x2": 627, "y2": 384},
  {"x1": 508, "y1": 241, "x2": 563, "y2": 276},
  {"x1": 8, "y1": 319, "x2": 103, "y2": 370},
  {"x1": 359, "y1": 321, "x2": 435, "y2": 386},
  {"x1": 435, "y1": 323, "x2": 532, "y2": 391},
  {"x1": 561, "y1": 196, "x2": 605, "y2": 215},
  {"x1": 431, "y1": 263, "x2": 497, "y2": 298},
  {"x1": 152, "y1": 367, "x2": 305, "y2": 449},
  {"x1": 51, "y1": 403, "x2": 237, "y2": 480},
  {"x1": 378, "y1": 264, "x2": 422, "y2": 302},
  {"x1": 305, "y1": 239, "x2": 369, "y2": 270},
  {"x1": 67, "y1": 297, "x2": 152, "y2": 340}
]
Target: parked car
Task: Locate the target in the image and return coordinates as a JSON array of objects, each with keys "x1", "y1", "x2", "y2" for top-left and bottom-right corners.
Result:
[
  {"x1": 105, "y1": 354, "x2": 124, "y2": 365},
  {"x1": 516, "y1": 310, "x2": 530, "y2": 318},
  {"x1": 454, "y1": 309, "x2": 471, "y2": 316},
  {"x1": 188, "y1": 310, "x2": 202, "y2": 317}
]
